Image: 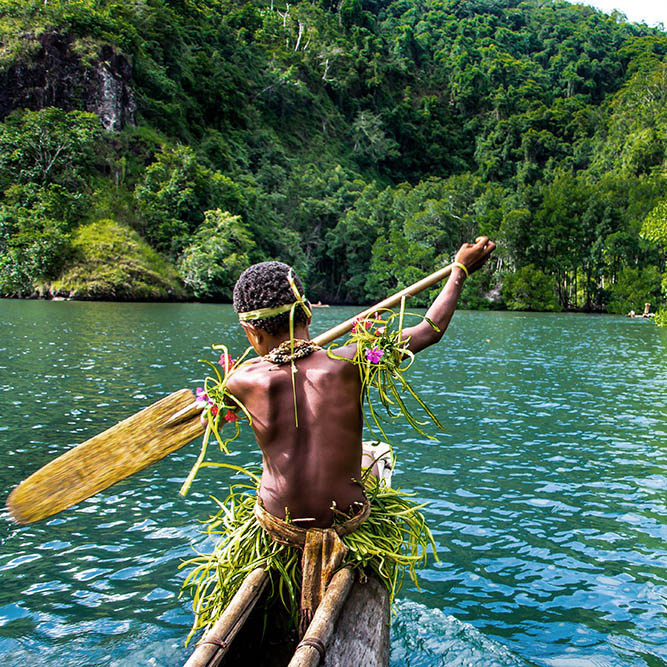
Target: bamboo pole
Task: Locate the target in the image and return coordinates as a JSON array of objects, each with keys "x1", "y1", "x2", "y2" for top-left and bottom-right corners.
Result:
[
  {"x1": 287, "y1": 567, "x2": 356, "y2": 667},
  {"x1": 183, "y1": 567, "x2": 269, "y2": 667}
]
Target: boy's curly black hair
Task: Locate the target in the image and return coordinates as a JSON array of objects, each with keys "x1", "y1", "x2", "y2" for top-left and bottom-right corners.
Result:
[{"x1": 233, "y1": 261, "x2": 309, "y2": 335}]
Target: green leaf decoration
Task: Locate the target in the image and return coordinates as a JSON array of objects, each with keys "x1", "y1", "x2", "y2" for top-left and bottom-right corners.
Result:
[{"x1": 327, "y1": 301, "x2": 446, "y2": 442}]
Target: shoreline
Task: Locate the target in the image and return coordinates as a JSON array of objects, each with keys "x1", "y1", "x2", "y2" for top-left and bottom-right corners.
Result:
[{"x1": 0, "y1": 294, "x2": 637, "y2": 315}]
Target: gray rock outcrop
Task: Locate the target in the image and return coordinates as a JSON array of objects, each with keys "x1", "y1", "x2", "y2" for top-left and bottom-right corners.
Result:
[{"x1": 0, "y1": 31, "x2": 136, "y2": 131}]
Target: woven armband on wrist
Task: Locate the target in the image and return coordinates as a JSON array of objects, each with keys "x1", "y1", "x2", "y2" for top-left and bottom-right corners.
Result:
[{"x1": 453, "y1": 262, "x2": 469, "y2": 278}]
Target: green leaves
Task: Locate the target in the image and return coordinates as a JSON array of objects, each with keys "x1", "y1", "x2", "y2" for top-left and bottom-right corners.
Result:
[
  {"x1": 0, "y1": 108, "x2": 103, "y2": 189},
  {"x1": 502, "y1": 264, "x2": 561, "y2": 312},
  {"x1": 178, "y1": 209, "x2": 255, "y2": 300},
  {"x1": 595, "y1": 59, "x2": 667, "y2": 175},
  {"x1": 0, "y1": 213, "x2": 69, "y2": 295},
  {"x1": 180, "y1": 471, "x2": 436, "y2": 643},
  {"x1": 1, "y1": 0, "x2": 666, "y2": 309},
  {"x1": 134, "y1": 145, "x2": 248, "y2": 259},
  {"x1": 351, "y1": 110, "x2": 399, "y2": 166},
  {"x1": 0, "y1": 109, "x2": 104, "y2": 294},
  {"x1": 642, "y1": 199, "x2": 667, "y2": 248},
  {"x1": 329, "y1": 302, "x2": 445, "y2": 441},
  {"x1": 606, "y1": 265, "x2": 663, "y2": 315}
]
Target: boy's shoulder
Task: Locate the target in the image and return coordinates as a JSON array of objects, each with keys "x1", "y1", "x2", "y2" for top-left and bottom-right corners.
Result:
[
  {"x1": 229, "y1": 345, "x2": 357, "y2": 388},
  {"x1": 228, "y1": 356, "x2": 270, "y2": 385},
  {"x1": 224, "y1": 357, "x2": 272, "y2": 401}
]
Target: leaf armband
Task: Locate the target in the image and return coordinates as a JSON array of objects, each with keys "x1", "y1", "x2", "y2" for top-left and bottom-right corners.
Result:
[
  {"x1": 327, "y1": 297, "x2": 444, "y2": 442},
  {"x1": 180, "y1": 344, "x2": 254, "y2": 496}
]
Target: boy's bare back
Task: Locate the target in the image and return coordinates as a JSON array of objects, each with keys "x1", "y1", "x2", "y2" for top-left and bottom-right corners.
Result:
[{"x1": 227, "y1": 347, "x2": 364, "y2": 527}]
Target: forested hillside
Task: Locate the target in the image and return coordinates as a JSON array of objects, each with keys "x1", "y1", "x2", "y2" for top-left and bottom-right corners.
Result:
[{"x1": 1, "y1": 0, "x2": 666, "y2": 314}]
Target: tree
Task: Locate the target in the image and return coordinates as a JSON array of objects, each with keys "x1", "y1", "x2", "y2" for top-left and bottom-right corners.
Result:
[
  {"x1": 351, "y1": 111, "x2": 399, "y2": 166},
  {"x1": 0, "y1": 109, "x2": 103, "y2": 294},
  {"x1": 642, "y1": 199, "x2": 667, "y2": 248},
  {"x1": 502, "y1": 264, "x2": 561, "y2": 312},
  {"x1": 134, "y1": 145, "x2": 246, "y2": 258},
  {"x1": 178, "y1": 209, "x2": 256, "y2": 300},
  {"x1": 0, "y1": 108, "x2": 103, "y2": 189},
  {"x1": 326, "y1": 183, "x2": 391, "y2": 303},
  {"x1": 641, "y1": 197, "x2": 667, "y2": 319},
  {"x1": 594, "y1": 59, "x2": 667, "y2": 175},
  {"x1": 0, "y1": 201, "x2": 69, "y2": 295},
  {"x1": 606, "y1": 266, "x2": 663, "y2": 314}
]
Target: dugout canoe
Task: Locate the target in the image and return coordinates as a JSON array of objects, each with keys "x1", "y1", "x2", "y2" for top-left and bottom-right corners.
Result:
[{"x1": 184, "y1": 566, "x2": 390, "y2": 667}]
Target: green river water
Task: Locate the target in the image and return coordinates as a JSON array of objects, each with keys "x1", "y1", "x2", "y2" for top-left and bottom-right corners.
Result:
[{"x1": 0, "y1": 300, "x2": 665, "y2": 666}]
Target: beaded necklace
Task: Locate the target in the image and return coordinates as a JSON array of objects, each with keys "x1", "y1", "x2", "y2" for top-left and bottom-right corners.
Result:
[{"x1": 263, "y1": 338, "x2": 321, "y2": 365}]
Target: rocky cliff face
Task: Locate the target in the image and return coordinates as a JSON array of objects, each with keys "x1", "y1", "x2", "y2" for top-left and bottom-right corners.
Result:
[{"x1": 0, "y1": 31, "x2": 136, "y2": 131}]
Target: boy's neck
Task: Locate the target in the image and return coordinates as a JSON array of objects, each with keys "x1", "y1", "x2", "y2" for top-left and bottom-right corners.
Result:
[{"x1": 259, "y1": 325, "x2": 311, "y2": 356}]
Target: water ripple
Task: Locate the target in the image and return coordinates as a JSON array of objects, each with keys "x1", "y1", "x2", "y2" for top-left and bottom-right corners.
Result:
[{"x1": 0, "y1": 303, "x2": 665, "y2": 665}]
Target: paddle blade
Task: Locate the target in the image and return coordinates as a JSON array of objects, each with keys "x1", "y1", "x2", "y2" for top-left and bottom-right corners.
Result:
[{"x1": 7, "y1": 388, "x2": 205, "y2": 525}]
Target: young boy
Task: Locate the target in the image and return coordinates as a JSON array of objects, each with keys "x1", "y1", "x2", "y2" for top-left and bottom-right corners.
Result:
[
  {"x1": 227, "y1": 236, "x2": 495, "y2": 527},
  {"x1": 187, "y1": 236, "x2": 495, "y2": 640}
]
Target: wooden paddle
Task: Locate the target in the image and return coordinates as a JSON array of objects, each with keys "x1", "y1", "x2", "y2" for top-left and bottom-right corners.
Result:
[{"x1": 6, "y1": 262, "x2": 457, "y2": 524}]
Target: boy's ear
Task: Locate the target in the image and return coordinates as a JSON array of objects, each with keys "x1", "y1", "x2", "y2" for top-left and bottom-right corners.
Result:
[
  {"x1": 240, "y1": 321, "x2": 259, "y2": 337},
  {"x1": 240, "y1": 321, "x2": 264, "y2": 349}
]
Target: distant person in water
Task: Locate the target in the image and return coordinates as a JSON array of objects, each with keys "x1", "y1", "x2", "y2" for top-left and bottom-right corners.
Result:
[{"x1": 628, "y1": 303, "x2": 654, "y2": 318}]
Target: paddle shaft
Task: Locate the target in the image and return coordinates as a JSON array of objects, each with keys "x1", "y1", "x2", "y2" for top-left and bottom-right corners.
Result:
[{"x1": 312, "y1": 262, "x2": 454, "y2": 347}]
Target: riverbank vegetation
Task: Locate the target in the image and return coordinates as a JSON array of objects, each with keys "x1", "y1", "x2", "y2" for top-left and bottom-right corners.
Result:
[{"x1": 0, "y1": 0, "x2": 666, "y2": 315}]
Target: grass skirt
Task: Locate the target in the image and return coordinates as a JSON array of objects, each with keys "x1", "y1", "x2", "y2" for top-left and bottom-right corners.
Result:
[{"x1": 180, "y1": 473, "x2": 436, "y2": 645}]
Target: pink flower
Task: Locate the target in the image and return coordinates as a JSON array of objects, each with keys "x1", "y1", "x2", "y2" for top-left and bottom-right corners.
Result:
[
  {"x1": 195, "y1": 387, "x2": 212, "y2": 407},
  {"x1": 365, "y1": 346, "x2": 384, "y2": 364},
  {"x1": 196, "y1": 387, "x2": 217, "y2": 410},
  {"x1": 224, "y1": 410, "x2": 238, "y2": 423},
  {"x1": 218, "y1": 353, "x2": 235, "y2": 369},
  {"x1": 352, "y1": 317, "x2": 373, "y2": 333}
]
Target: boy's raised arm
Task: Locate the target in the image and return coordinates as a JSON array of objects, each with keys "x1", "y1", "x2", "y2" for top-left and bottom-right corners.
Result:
[{"x1": 402, "y1": 236, "x2": 496, "y2": 354}]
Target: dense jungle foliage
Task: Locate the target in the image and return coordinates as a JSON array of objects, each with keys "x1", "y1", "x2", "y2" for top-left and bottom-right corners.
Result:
[{"x1": 0, "y1": 0, "x2": 666, "y2": 314}]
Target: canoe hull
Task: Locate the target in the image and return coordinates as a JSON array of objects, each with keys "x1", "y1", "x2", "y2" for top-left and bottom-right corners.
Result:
[
  {"x1": 323, "y1": 573, "x2": 390, "y2": 666},
  {"x1": 212, "y1": 573, "x2": 390, "y2": 667}
]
